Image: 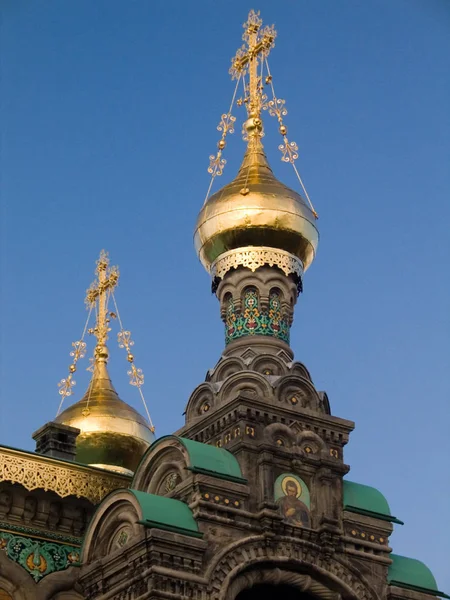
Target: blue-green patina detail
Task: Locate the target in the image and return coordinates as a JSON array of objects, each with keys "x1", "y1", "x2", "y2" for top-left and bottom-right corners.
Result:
[
  {"x1": 0, "y1": 531, "x2": 80, "y2": 582},
  {"x1": 225, "y1": 290, "x2": 289, "y2": 344}
]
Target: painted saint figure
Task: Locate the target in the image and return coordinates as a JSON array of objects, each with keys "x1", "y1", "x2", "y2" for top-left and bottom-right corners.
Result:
[{"x1": 276, "y1": 478, "x2": 310, "y2": 527}]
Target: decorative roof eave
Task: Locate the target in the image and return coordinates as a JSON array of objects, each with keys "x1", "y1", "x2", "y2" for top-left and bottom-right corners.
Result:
[
  {"x1": 133, "y1": 436, "x2": 247, "y2": 487},
  {"x1": 0, "y1": 445, "x2": 131, "y2": 505},
  {"x1": 389, "y1": 583, "x2": 450, "y2": 600},
  {"x1": 173, "y1": 436, "x2": 247, "y2": 484},
  {"x1": 388, "y1": 554, "x2": 448, "y2": 599},
  {"x1": 343, "y1": 480, "x2": 403, "y2": 525},
  {"x1": 344, "y1": 506, "x2": 404, "y2": 525}
]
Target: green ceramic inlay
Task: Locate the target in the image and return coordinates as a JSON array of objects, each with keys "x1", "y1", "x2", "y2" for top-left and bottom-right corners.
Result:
[
  {"x1": 0, "y1": 532, "x2": 80, "y2": 582},
  {"x1": 225, "y1": 290, "x2": 289, "y2": 344}
]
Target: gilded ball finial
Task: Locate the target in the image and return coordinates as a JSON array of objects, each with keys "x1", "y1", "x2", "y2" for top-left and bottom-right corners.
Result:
[
  {"x1": 244, "y1": 116, "x2": 263, "y2": 135},
  {"x1": 94, "y1": 344, "x2": 109, "y2": 361}
]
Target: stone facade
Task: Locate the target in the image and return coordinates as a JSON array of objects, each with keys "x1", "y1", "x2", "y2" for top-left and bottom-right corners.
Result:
[
  {"x1": 0, "y1": 447, "x2": 130, "y2": 599},
  {"x1": 0, "y1": 267, "x2": 443, "y2": 600},
  {"x1": 68, "y1": 269, "x2": 437, "y2": 599}
]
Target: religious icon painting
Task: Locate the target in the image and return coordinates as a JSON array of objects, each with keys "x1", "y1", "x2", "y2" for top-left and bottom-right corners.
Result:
[{"x1": 274, "y1": 473, "x2": 311, "y2": 527}]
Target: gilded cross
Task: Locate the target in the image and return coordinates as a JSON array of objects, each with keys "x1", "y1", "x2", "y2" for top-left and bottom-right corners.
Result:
[
  {"x1": 230, "y1": 10, "x2": 276, "y2": 118},
  {"x1": 85, "y1": 250, "x2": 119, "y2": 359}
]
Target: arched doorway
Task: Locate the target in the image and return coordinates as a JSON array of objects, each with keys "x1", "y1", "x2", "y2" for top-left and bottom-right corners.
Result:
[
  {"x1": 236, "y1": 584, "x2": 315, "y2": 600},
  {"x1": 0, "y1": 589, "x2": 12, "y2": 600}
]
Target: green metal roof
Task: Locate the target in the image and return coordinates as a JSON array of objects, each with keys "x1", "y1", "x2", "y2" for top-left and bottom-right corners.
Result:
[
  {"x1": 151, "y1": 436, "x2": 247, "y2": 484},
  {"x1": 388, "y1": 554, "x2": 449, "y2": 598},
  {"x1": 343, "y1": 480, "x2": 403, "y2": 524},
  {"x1": 130, "y1": 489, "x2": 202, "y2": 538}
]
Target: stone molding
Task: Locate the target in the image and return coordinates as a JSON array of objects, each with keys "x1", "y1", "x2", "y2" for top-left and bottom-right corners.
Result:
[{"x1": 208, "y1": 537, "x2": 381, "y2": 600}]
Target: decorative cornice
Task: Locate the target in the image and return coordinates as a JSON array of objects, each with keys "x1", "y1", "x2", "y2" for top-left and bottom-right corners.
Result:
[
  {"x1": 211, "y1": 247, "x2": 303, "y2": 281},
  {"x1": 0, "y1": 522, "x2": 82, "y2": 546},
  {"x1": 0, "y1": 446, "x2": 130, "y2": 505}
]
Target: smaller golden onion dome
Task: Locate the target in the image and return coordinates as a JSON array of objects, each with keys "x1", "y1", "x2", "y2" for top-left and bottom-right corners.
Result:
[
  {"x1": 194, "y1": 134, "x2": 319, "y2": 275},
  {"x1": 55, "y1": 358, "x2": 154, "y2": 475}
]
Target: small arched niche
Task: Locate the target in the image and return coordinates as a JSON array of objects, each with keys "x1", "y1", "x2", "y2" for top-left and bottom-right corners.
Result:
[{"x1": 0, "y1": 589, "x2": 12, "y2": 600}]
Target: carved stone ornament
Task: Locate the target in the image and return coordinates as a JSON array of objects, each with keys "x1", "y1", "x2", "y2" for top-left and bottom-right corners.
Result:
[
  {"x1": 209, "y1": 538, "x2": 379, "y2": 600},
  {"x1": 211, "y1": 247, "x2": 303, "y2": 280},
  {"x1": 164, "y1": 471, "x2": 181, "y2": 493},
  {"x1": 0, "y1": 448, "x2": 129, "y2": 505}
]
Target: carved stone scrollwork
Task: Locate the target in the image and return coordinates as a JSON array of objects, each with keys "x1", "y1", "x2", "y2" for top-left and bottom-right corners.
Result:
[
  {"x1": 164, "y1": 471, "x2": 181, "y2": 492},
  {"x1": 208, "y1": 537, "x2": 380, "y2": 600}
]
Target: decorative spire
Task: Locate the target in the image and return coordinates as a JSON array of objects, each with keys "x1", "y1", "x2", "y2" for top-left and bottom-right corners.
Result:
[
  {"x1": 196, "y1": 11, "x2": 319, "y2": 292},
  {"x1": 203, "y1": 10, "x2": 317, "y2": 218},
  {"x1": 56, "y1": 251, "x2": 154, "y2": 432}
]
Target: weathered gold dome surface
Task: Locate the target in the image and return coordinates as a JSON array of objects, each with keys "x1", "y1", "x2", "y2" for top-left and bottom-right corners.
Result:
[
  {"x1": 194, "y1": 139, "x2": 319, "y2": 274},
  {"x1": 55, "y1": 360, "x2": 154, "y2": 475}
]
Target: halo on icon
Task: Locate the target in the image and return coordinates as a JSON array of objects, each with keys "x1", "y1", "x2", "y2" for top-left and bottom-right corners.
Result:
[{"x1": 281, "y1": 475, "x2": 302, "y2": 498}]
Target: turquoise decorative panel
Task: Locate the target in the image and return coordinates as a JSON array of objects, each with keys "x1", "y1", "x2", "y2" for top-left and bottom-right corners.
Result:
[
  {"x1": 225, "y1": 290, "x2": 290, "y2": 344},
  {"x1": 0, "y1": 531, "x2": 80, "y2": 582}
]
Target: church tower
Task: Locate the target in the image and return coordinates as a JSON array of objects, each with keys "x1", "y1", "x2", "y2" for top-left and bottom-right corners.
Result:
[
  {"x1": 77, "y1": 11, "x2": 446, "y2": 600},
  {"x1": 0, "y1": 10, "x2": 445, "y2": 600}
]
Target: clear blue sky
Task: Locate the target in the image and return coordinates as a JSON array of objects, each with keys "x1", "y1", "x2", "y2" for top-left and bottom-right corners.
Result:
[{"x1": 1, "y1": 0, "x2": 449, "y2": 589}]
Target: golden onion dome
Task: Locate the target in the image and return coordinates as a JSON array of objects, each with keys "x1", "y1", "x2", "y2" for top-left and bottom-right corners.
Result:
[
  {"x1": 55, "y1": 356, "x2": 154, "y2": 475},
  {"x1": 194, "y1": 134, "x2": 319, "y2": 276}
]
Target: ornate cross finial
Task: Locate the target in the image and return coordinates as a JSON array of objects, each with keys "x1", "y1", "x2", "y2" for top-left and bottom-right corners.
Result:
[
  {"x1": 230, "y1": 10, "x2": 276, "y2": 119},
  {"x1": 203, "y1": 11, "x2": 317, "y2": 217},
  {"x1": 56, "y1": 251, "x2": 154, "y2": 430},
  {"x1": 85, "y1": 250, "x2": 119, "y2": 362}
]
